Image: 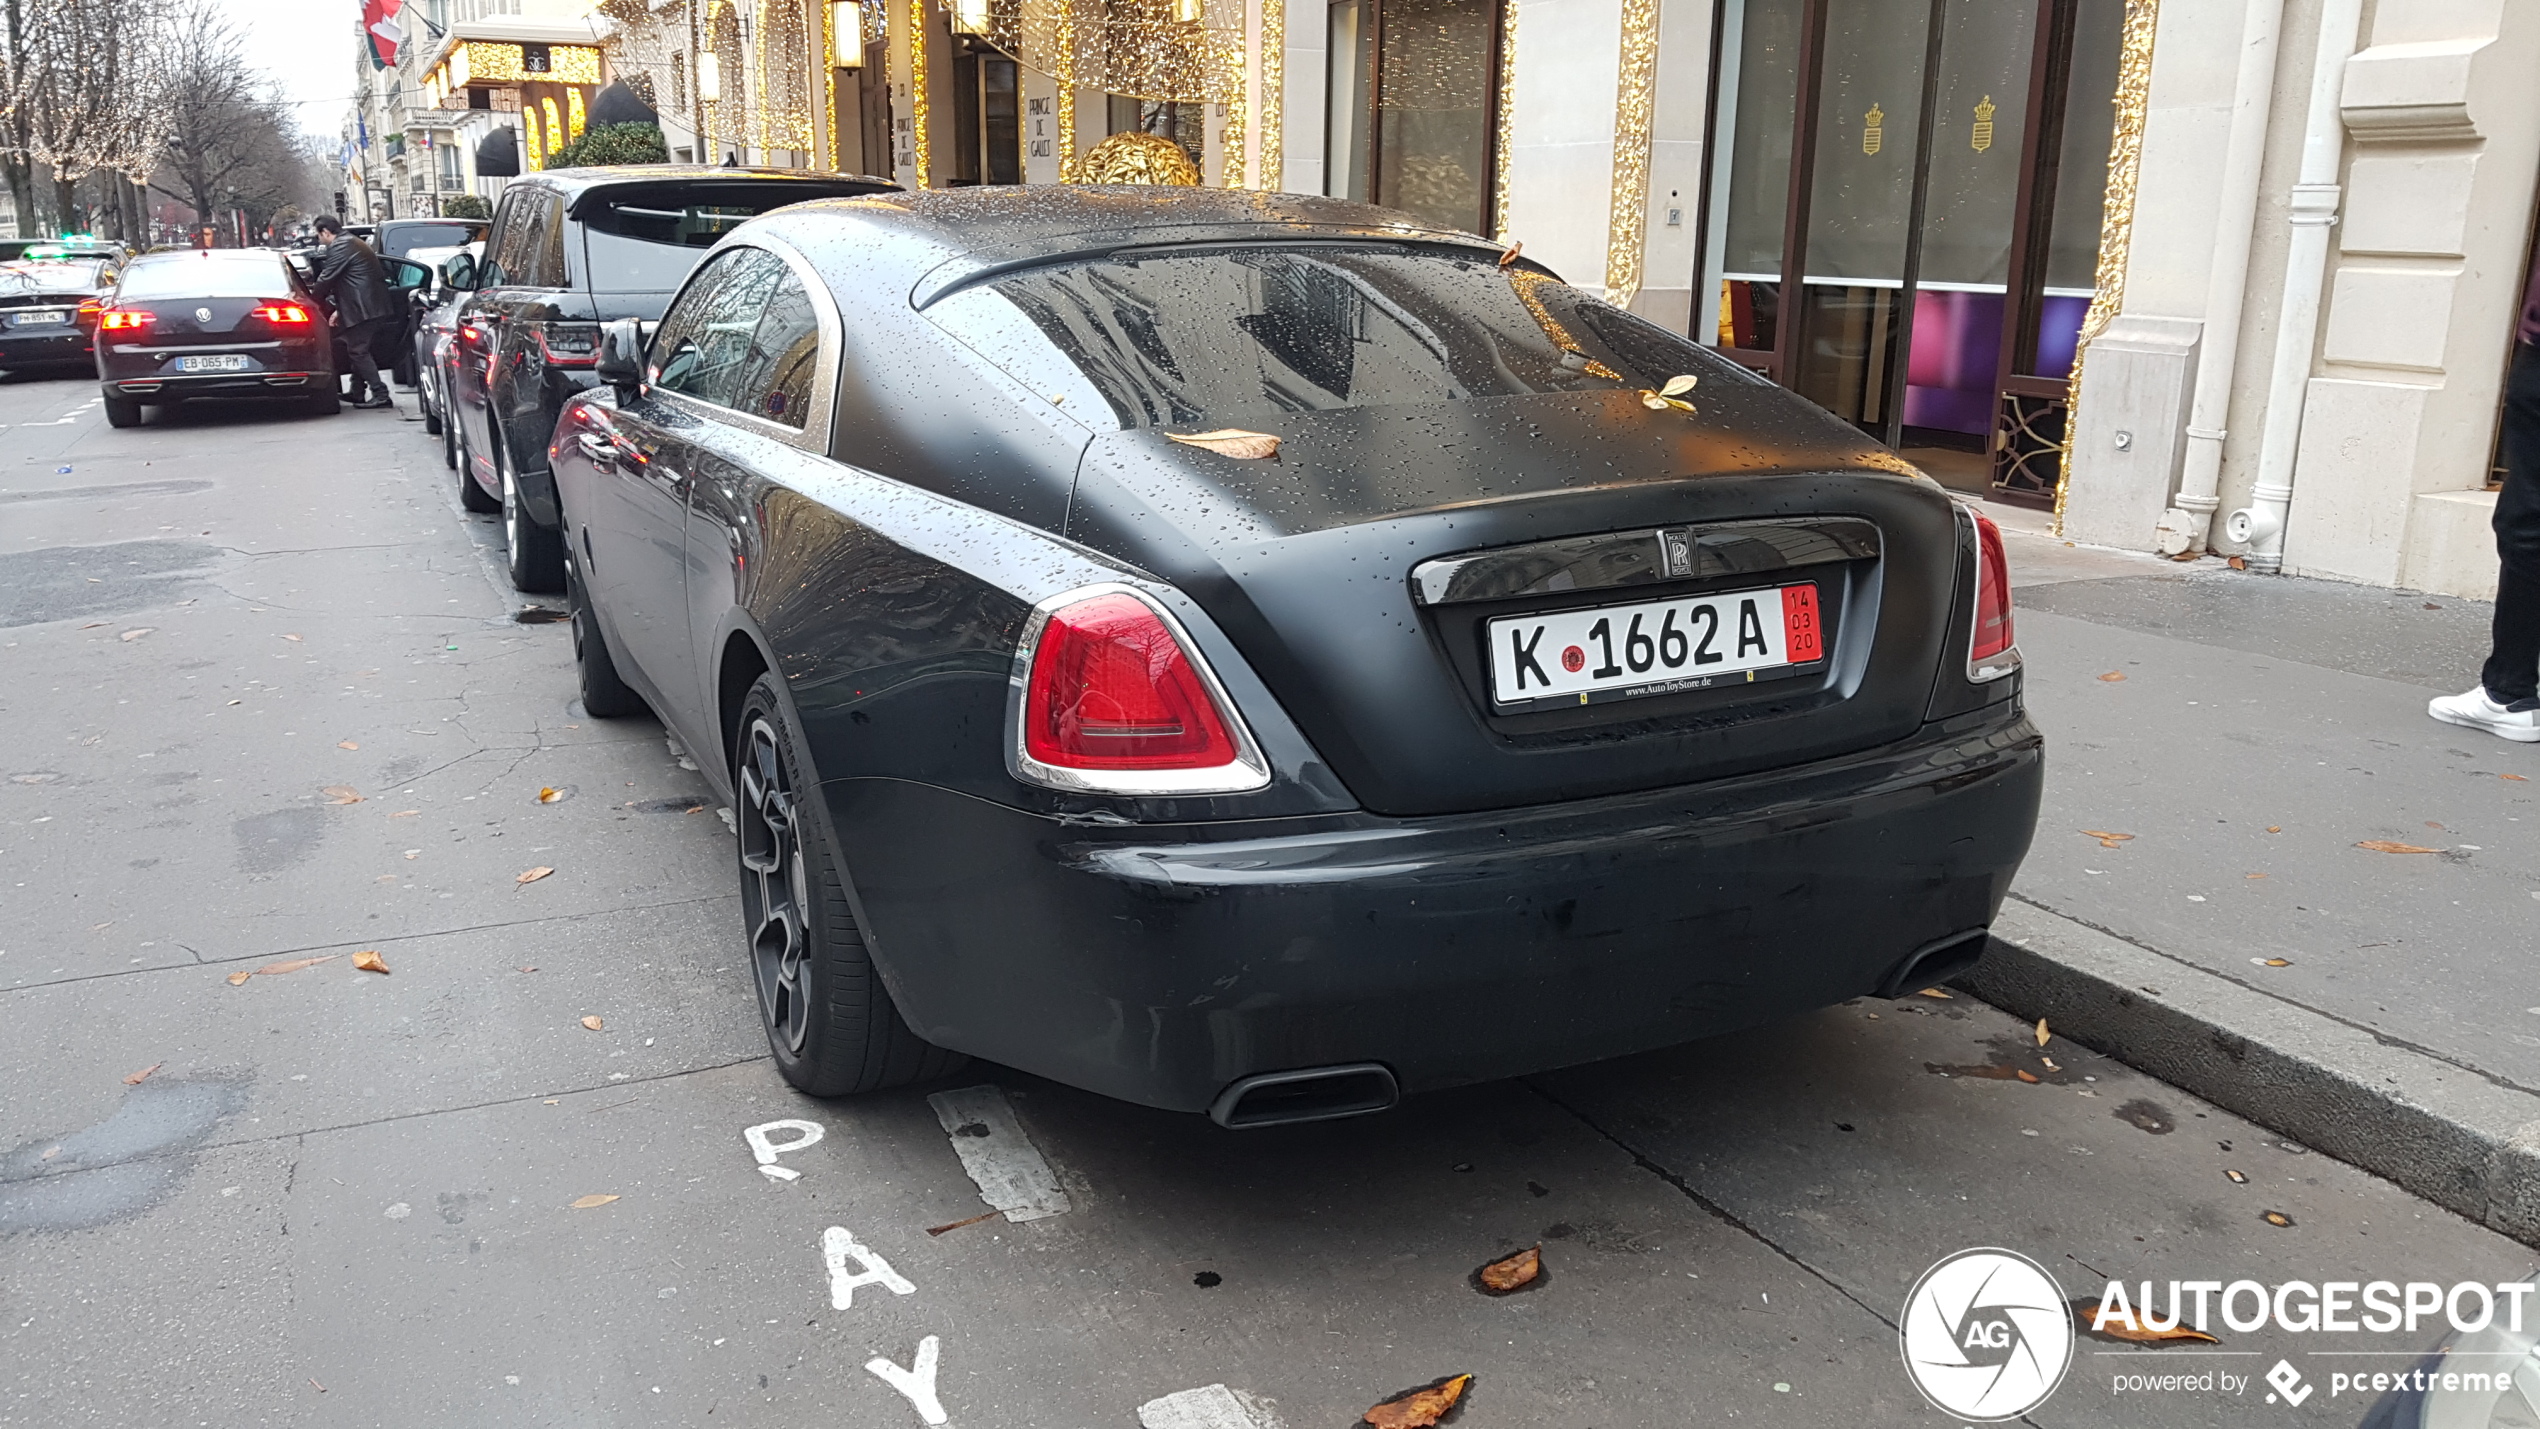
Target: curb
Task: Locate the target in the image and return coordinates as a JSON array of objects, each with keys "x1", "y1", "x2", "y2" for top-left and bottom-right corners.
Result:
[{"x1": 1963, "y1": 897, "x2": 2540, "y2": 1249}]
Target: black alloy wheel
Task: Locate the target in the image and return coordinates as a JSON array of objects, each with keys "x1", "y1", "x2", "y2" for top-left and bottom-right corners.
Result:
[
  {"x1": 733, "y1": 673, "x2": 964, "y2": 1096},
  {"x1": 497, "y1": 433, "x2": 565, "y2": 592}
]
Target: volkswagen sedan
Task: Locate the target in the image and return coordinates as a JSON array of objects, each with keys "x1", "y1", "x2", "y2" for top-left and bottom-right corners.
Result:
[{"x1": 549, "y1": 188, "x2": 2043, "y2": 1126}]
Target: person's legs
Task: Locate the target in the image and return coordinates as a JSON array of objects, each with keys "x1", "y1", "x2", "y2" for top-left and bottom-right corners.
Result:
[
  {"x1": 342, "y1": 318, "x2": 393, "y2": 406},
  {"x1": 2479, "y1": 344, "x2": 2540, "y2": 704}
]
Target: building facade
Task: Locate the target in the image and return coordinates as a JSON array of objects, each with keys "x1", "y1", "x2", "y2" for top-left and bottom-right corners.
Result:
[{"x1": 360, "y1": 0, "x2": 2535, "y2": 598}]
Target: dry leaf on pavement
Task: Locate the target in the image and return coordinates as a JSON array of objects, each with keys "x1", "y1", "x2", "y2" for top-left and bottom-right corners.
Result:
[
  {"x1": 2255, "y1": 957, "x2": 2291, "y2": 968},
  {"x1": 2034, "y1": 1018, "x2": 2051, "y2": 1047},
  {"x1": 2262, "y1": 1210, "x2": 2296, "y2": 1228},
  {"x1": 1164, "y1": 428, "x2": 1281, "y2": 460},
  {"x1": 2097, "y1": 671, "x2": 2126, "y2": 682},
  {"x1": 2266, "y1": 825, "x2": 2282, "y2": 833},
  {"x1": 2225, "y1": 1169, "x2": 2249, "y2": 1184},
  {"x1": 255, "y1": 955, "x2": 338, "y2": 976},
  {"x1": 2505, "y1": 774, "x2": 2529, "y2": 782},
  {"x1": 282, "y1": 633, "x2": 303, "y2": 642},
  {"x1": 537, "y1": 787, "x2": 564, "y2": 803},
  {"x1": 580, "y1": 1015, "x2": 605, "y2": 1031},
  {"x1": 119, "y1": 628, "x2": 153, "y2": 642},
  {"x1": 569, "y1": 1194, "x2": 619, "y2": 1209},
  {"x1": 517, "y1": 866, "x2": 554, "y2": 884},
  {"x1": 2014, "y1": 1069, "x2": 2040, "y2": 1083},
  {"x1": 321, "y1": 786, "x2": 362, "y2": 805},
  {"x1": 2228, "y1": 556, "x2": 2248, "y2": 571},
  {"x1": 352, "y1": 950, "x2": 389, "y2": 974},
  {"x1": 1363, "y1": 1374, "x2": 1471, "y2": 1429},
  {"x1": 925, "y1": 1210, "x2": 1002, "y2": 1237},
  {"x1": 225, "y1": 969, "x2": 252, "y2": 986},
  {"x1": 1917, "y1": 987, "x2": 1953, "y2": 999},
  {"x1": 337, "y1": 740, "x2": 359, "y2": 750},
  {"x1": 2355, "y1": 841, "x2": 2440, "y2": 855},
  {"x1": 123, "y1": 1062, "x2": 163, "y2": 1085},
  {"x1": 1475, "y1": 1245, "x2": 1542, "y2": 1294},
  {"x1": 389, "y1": 809, "x2": 418, "y2": 817},
  {"x1": 2070, "y1": 1300, "x2": 2221, "y2": 1344},
  {"x1": 2081, "y1": 830, "x2": 2134, "y2": 849}
]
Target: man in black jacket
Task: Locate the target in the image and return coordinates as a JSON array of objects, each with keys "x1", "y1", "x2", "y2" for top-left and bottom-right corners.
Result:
[{"x1": 309, "y1": 214, "x2": 398, "y2": 411}]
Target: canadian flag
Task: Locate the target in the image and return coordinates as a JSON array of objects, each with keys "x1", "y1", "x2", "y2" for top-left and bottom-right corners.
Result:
[{"x1": 364, "y1": 0, "x2": 404, "y2": 68}]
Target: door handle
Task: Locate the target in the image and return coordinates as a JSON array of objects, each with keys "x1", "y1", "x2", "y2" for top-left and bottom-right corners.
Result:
[{"x1": 577, "y1": 431, "x2": 621, "y2": 470}]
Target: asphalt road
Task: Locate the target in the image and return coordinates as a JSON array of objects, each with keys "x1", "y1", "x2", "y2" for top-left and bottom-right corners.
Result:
[{"x1": 1, "y1": 364, "x2": 2531, "y2": 1428}]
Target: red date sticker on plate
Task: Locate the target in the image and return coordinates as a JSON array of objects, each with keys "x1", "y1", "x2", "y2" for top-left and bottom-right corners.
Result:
[{"x1": 1783, "y1": 583, "x2": 1823, "y2": 662}]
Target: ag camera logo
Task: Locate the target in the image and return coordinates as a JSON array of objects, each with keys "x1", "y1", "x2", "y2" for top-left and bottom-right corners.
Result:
[{"x1": 1901, "y1": 1248, "x2": 2076, "y2": 1420}]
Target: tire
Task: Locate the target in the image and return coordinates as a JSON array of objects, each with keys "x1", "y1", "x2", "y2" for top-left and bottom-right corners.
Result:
[
  {"x1": 103, "y1": 395, "x2": 140, "y2": 428},
  {"x1": 499, "y1": 437, "x2": 567, "y2": 593},
  {"x1": 455, "y1": 416, "x2": 498, "y2": 510},
  {"x1": 393, "y1": 351, "x2": 418, "y2": 389},
  {"x1": 305, "y1": 385, "x2": 339, "y2": 416},
  {"x1": 566, "y1": 549, "x2": 649, "y2": 719},
  {"x1": 440, "y1": 394, "x2": 461, "y2": 471},
  {"x1": 734, "y1": 673, "x2": 965, "y2": 1096},
  {"x1": 420, "y1": 373, "x2": 442, "y2": 435}
]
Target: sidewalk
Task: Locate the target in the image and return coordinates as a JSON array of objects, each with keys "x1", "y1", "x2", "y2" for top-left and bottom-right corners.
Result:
[{"x1": 1966, "y1": 503, "x2": 2540, "y2": 1240}]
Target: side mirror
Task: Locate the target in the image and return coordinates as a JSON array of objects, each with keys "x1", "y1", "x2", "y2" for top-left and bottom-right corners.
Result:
[
  {"x1": 440, "y1": 252, "x2": 478, "y2": 292},
  {"x1": 596, "y1": 317, "x2": 645, "y2": 398}
]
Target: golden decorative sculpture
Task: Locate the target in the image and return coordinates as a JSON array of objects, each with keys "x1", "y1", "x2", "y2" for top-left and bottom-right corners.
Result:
[
  {"x1": 2056, "y1": 0, "x2": 2159, "y2": 533},
  {"x1": 1074, "y1": 131, "x2": 1201, "y2": 185}
]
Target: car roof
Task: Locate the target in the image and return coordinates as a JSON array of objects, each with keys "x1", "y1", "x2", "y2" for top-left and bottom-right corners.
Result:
[
  {"x1": 745, "y1": 186, "x2": 1527, "y2": 311},
  {"x1": 514, "y1": 163, "x2": 899, "y2": 202}
]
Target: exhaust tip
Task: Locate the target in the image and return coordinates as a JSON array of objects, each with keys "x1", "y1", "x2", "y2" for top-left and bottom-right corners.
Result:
[
  {"x1": 1208, "y1": 1063, "x2": 1399, "y2": 1130},
  {"x1": 1876, "y1": 928, "x2": 1990, "y2": 1000}
]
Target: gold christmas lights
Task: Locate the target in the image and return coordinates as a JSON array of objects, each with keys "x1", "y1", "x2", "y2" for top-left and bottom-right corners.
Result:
[
  {"x1": 2056, "y1": 0, "x2": 2159, "y2": 533},
  {"x1": 909, "y1": 0, "x2": 931, "y2": 182},
  {"x1": 1491, "y1": 0, "x2": 1515, "y2": 239},
  {"x1": 1600, "y1": 0, "x2": 1658, "y2": 306},
  {"x1": 1257, "y1": 0, "x2": 1282, "y2": 188}
]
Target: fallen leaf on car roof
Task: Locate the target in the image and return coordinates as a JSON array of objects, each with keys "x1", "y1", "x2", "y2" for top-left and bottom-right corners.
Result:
[
  {"x1": 1498, "y1": 240, "x2": 1522, "y2": 268},
  {"x1": 2082, "y1": 830, "x2": 2134, "y2": 849},
  {"x1": 569, "y1": 1194, "x2": 619, "y2": 1209},
  {"x1": 1917, "y1": 987, "x2": 1953, "y2": 999},
  {"x1": 337, "y1": 740, "x2": 358, "y2": 750},
  {"x1": 2070, "y1": 1300, "x2": 2221, "y2": 1344},
  {"x1": 2035, "y1": 1018, "x2": 2051, "y2": 1047},
  {"x1": 2355, "y1": 841, "x2": 2440, "y2": 855},
  {"x1": 123, "y1": 1062, "x2": 163, "y2": 1085},
  {"x1": 225, "y1": 969, "x2": 253, "y2": 986},
  {"x1": 1165, "y1": 428, "x2": 1281, "y2": 460},
  {"x1": 321, "y1": 786, "x2": 362, "y2": 805},
  {"x1": 517, "y1": 866, "x2": 554, "y2": 884},
  {"x1": 2097, "y1": 671, "x2": 2126, "y2": 682},
  {"x1": 119, "y1": 627, "x2": 152, "y2": 642},
  {"x1": 580, "y1": 1015, "x2": 604, "y2": 1031},
  {"x1": 2262, "y1": 1210, "x2": 2295, "y2": 1228},
  {"x1": 925, "y1": 1210, "x2": 1002, "y2": 1237},
  {"x1": 537, "y1": 787, "x2": 564, "y2": 803},
  {"x1": 352, "y1": 950, "x2": 389, "y2": 974},
  {"x1": 1363, "y1": 1374, "x2": 1471, "y2": 1429},
  {"x1": 1476, "y1": 1245, "x2": 1542, "y2": 1295},
  {"x1": 254, "y1": 955, "x2": 337, "y2": 977}
]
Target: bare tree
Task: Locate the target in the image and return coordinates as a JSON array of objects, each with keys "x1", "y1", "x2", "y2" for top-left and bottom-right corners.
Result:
[{"x1": 153, "y1": 3, "x2": 316, "y2": 243}]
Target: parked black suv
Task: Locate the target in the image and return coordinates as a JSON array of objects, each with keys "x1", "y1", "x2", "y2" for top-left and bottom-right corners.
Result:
[{"x1": 444, "y1": 165, "x2": 895, "y2": 592}]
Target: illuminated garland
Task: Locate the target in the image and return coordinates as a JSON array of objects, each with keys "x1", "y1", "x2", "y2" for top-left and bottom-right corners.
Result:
[
  {"x1": 909, "y1": 0, "x2": 930, "y2": 182},
  {"x1": 1257, "y1": 0, "x2": 1281, "y2": 189},
  {"x1": 1491, "y1": 0, "x2": 1516, "y2": 239},
  {"x1": 1600, "y1": 0, "x2": 1658, "y2": 305},
  {"x1": 2056, "y1": 0, "x2": 2159, "y2": 534}
]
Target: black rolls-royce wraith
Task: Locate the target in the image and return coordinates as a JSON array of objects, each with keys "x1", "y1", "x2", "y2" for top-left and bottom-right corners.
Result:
[{"x1": 550, "y1": 187, "x2": 2043, "y2": 1127}]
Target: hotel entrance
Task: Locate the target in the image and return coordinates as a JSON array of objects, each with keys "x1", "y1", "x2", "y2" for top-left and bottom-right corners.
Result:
[{"x1": 1696, "y1": 0, "x2": 2120, "y2": 503}]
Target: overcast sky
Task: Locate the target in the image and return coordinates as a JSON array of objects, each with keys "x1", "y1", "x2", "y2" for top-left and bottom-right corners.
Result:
[{"x1": 221, "y1": 0, "x2": 366, "y2": 142}]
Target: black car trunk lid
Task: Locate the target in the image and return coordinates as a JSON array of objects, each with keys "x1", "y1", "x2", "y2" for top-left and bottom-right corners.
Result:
[
  {"x1": 120, "y1": 297, "x2": 271, "y2": 344},
  {"x1": 1063, "y1": 387, "x2": 1965, "y2": 818}
]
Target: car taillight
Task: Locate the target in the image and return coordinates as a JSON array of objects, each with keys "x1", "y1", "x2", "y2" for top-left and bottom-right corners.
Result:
[
  {"x1": 76, "y1": 299, "x2": 101, "y2": 320},
  {"x1": 534, "y1": 321, "x2": 601, "y2": 367},
  {"x1": 251, "y1": 302, "x2": 311, "y2": 324},
  {"x1": 1966, "y1": 506, "x2": 2019, "y2": 682},
  {"x1": 99, "y1": 309, "x2": 151, "y2": 330},
  {"x1": 1012, "y1": 588, "x2": 1271, "y2": 794}
]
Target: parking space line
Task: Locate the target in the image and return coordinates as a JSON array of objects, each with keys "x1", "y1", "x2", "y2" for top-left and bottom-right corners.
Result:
[{"x1": 926, "y1": 1085, "x2": 1070, "y2": 1223}]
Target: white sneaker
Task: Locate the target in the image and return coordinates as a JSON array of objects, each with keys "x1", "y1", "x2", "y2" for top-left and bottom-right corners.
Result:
[{"x1": 2428, "y1": 686, "x2": 2540, "y2": 743}]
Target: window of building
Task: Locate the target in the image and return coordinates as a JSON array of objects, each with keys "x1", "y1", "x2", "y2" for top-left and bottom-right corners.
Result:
[
  {"x1": 952, "y1": 40, "x2": 1021, "y2": 184},
  {"x1": 1324, "y1": 0, "x2": 1504, "y2": 235}
]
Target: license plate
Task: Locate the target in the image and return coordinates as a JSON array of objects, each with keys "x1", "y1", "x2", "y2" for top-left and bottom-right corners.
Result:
[
  {"x1": 1486, "y1": 582, "x2": 1825, "y2": 711},
  {"x1": 176, "y1": 354, "x2": 250, "y2": 372},
  {"x1": 13, "y1": 310, "x2": 68, "y2": 326}
]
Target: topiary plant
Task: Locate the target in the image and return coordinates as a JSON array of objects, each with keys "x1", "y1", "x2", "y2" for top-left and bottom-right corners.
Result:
[
  {"x1": 440, "y1": 194, "x2": 492, "y2": 220},
  {"x1": 543, "y1": 121, "x2": 670, "y2": 171}
]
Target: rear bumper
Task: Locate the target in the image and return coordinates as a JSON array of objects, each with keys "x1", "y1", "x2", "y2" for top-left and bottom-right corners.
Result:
[
  {"x1": 825, "y1": 708, "x2": 2045, "y2": 1114},
  {"x1": 102, "y1": 372, "x2": 326, "y2": 400},
  {"x1": 0, "y1": 326, "x2": 90, "y2": 360}
]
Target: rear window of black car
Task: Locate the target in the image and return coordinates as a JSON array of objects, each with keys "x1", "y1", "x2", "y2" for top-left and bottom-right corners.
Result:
[
  {"x1": 924, "y1": 246, "x2": 1763, "y2": 430},
  {"x1": 577, "y1": 182, "x2": 875, "y2": 292},
  {"x1": 0, "y1": 261, "x2": 108, "y2": 293},
  {"x1": 116, "y1": 254, "x2": 293, "y2": 300},
  {"x1": 378, "y1": 222, "x2": 479, "y2": 258}
]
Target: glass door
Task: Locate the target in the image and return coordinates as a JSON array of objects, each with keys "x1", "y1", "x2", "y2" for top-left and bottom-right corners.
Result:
[{"x1": 1698, "y1": 0, "x2": 2122, "y2": 504}]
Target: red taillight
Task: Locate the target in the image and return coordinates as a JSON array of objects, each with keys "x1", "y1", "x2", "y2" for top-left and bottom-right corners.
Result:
[
  {"x1": 99, "y1": 308, "x2": 151, "y2": 330},
  {"x1": 251, "y1": 302, "x2": 312, "y2": 324},
  {"x1": 534, "y1": 322, "x2": 601, "y2": 367},
  {"x1": 1022, "y1": 593, "x2": 1241, "y2": 772},
  {"x1": 1967, "y1": 507, "x2": 2018, "y2": 679}
]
